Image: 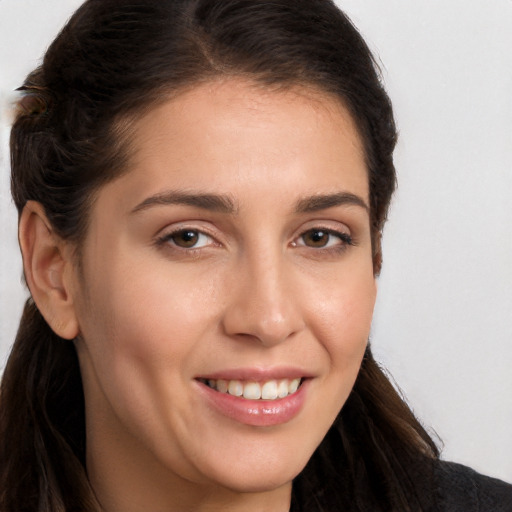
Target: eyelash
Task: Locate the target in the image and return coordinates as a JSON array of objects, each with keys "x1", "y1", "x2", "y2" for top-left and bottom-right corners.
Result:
[
  {"x1": 293, "y1": 228, "x2": 353, "y2": 252},
  {"x1": 155, "y1": 228, "x2": 216, "y2": 252},
  {"x1": 155, "y1": 226, "x2": 354, "y2": 254}
]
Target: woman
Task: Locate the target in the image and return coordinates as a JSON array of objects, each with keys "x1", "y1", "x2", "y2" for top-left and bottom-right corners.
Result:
[{"x1": 0, "y1": 0, "x2": 510, "y2": 510}]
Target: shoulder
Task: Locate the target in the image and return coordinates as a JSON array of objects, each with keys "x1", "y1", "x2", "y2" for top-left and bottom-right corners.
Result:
[{"x1": 433, "y1": 460, "x2": 512, "y2": 511}]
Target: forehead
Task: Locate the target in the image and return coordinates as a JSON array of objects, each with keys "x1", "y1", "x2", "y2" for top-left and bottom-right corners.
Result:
[
  {"x1": 132, "y1": 79, "x2": 365, "y2": 154},
  {"x1": 102, "y1": 79, "x2": 368, "y2": 213}
]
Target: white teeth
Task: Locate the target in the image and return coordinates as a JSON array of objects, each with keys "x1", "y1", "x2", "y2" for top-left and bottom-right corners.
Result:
[
  {"x1": 277, "y1": 379, "x2": 289, "y2": 398},
  {"x1": 261, "y1": 380, "x2": 278, "y2": 400},
  {"x1": 289, "y1": 378, "x2": 301, "y2": 394},
  {"x1": 204, "y1": 377, "x2": 302, "y2": 400},
  {"x1": 228, "y1": 380, "x2": 243, "y2": 397},
  {"x1": 243, "y1": 382, "x2": 261, "y2": 400},
  {"x1": 216, "y1": 379, "x2": 228, "y2": 393}
]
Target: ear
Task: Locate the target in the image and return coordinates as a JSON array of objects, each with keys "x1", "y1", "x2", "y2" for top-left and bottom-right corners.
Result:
[{"x1": 19, "y1": 201, "x2": 80, "y2": 340}]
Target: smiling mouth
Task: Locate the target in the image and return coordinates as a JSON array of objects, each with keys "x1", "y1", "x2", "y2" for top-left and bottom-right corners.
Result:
[{"x1": 197, "y1": 378, "x2": 303, "y2": 400}]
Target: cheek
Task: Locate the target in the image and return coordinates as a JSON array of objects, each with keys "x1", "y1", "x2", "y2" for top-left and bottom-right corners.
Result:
[
  {"x1": 77, "y1": 255, "x2": 224, "y2": 379},
  {"x1": 298, "y1": 267, "x2": 375, "y2": 445},
  {"x1": 311, "y1": 269, "x2": 376, "y2": 371},
  {"x1": 74, "y1": 261, "x2": 225, "y2": 447}
]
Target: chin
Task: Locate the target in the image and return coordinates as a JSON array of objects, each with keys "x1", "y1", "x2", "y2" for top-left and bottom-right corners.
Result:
[
  {"x1": 194, "y1": 446, "x2": 311, "y2": 494},
  {"x1": 213, "y1": 468, "x2": 300, "y2": 494}
]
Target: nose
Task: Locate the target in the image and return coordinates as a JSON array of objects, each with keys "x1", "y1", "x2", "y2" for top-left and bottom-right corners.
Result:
[{"x1": 221, "y1": 253, "x2": 305, "y2": 347}]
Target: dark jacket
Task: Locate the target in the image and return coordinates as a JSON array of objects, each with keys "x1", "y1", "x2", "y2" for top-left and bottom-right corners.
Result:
[
  {"x1": 433, "y1": 461, "x2": 512, "y2": 511},
  {"x1": 291, "y1": 460, "x2": 512, "y2": 511}
]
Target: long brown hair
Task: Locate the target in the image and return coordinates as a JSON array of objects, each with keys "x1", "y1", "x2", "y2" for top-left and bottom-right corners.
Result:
[{"x1": 1, "y1": 1, "x2": 438, "y2": 510}]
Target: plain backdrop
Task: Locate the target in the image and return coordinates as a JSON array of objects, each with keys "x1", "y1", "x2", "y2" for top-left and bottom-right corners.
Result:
[{"x1": 1, "y1": 0, "x2": 511, "y2": 483}]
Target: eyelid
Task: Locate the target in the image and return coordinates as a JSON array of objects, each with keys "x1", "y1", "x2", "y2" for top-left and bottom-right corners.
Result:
[
  {"x1": 155, "y1": 224, "x2": 220, "y2": 250},
  {"x1": 291, "y1": 222, "x2": 355, "y2": 251},
  {"x1": 296, "y1": 229, "x2": 352, "y2": 245},
  {"x1": 153, "y1": 220, "x2": 354, "y2": 253}
]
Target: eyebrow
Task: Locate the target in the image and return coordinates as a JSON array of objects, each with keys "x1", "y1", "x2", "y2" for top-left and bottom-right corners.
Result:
[
  {"x1": 131, "y1": 191, "x2": 237, "y2": 215},
  {"x1": 130, "y1": 190, "x2": 368, "y2": 216},
  {"x1": 294, "y1": 192, "x2": 369, "y2": 213}
]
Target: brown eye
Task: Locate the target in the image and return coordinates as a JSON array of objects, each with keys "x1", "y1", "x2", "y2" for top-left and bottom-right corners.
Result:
[
  {"x1": 157, "y1": 227, "x2": 216, "y2": 252},
  {"x1": 165, "y1": 229, "x2": 213, "y2": 249},
  {"x1": 302, "y1": 229, "x2": 331, "y2": 247},
  {"x1": 171, "y1": 230, "x2": 198, "y2": 248},
  {"x1": 298, "y1": 228, "x2": 352, "y2": 249}
]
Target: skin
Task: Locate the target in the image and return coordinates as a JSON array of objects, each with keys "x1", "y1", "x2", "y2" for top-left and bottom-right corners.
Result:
[{"x1": 22, "y1": 79, "x2": 377, "y2": 512}]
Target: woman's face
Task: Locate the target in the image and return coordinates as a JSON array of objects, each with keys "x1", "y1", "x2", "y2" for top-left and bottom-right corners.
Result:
[{"x1": 71, "y1": 79, "x2": 376, "y2": 505}]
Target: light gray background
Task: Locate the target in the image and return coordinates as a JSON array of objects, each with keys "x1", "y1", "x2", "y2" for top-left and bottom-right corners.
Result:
[{"x1": 1, "y1": 0, "x2": 511, "y2": 483}]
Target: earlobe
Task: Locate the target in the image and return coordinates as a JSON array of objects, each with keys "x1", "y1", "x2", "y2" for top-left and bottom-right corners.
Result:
[{"x1": 19, "y1": 201, "x2": 80, "y2": 340}]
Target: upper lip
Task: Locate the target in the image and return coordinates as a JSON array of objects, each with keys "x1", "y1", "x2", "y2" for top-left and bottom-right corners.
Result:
[{"x1": 196, "y1": 366, "x2": 314, "y2": 381}]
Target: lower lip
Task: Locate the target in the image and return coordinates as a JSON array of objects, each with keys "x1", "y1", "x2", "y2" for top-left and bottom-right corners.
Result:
[{"x1": 196, "y1": 380, "x2": 308, "y2": 427}]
